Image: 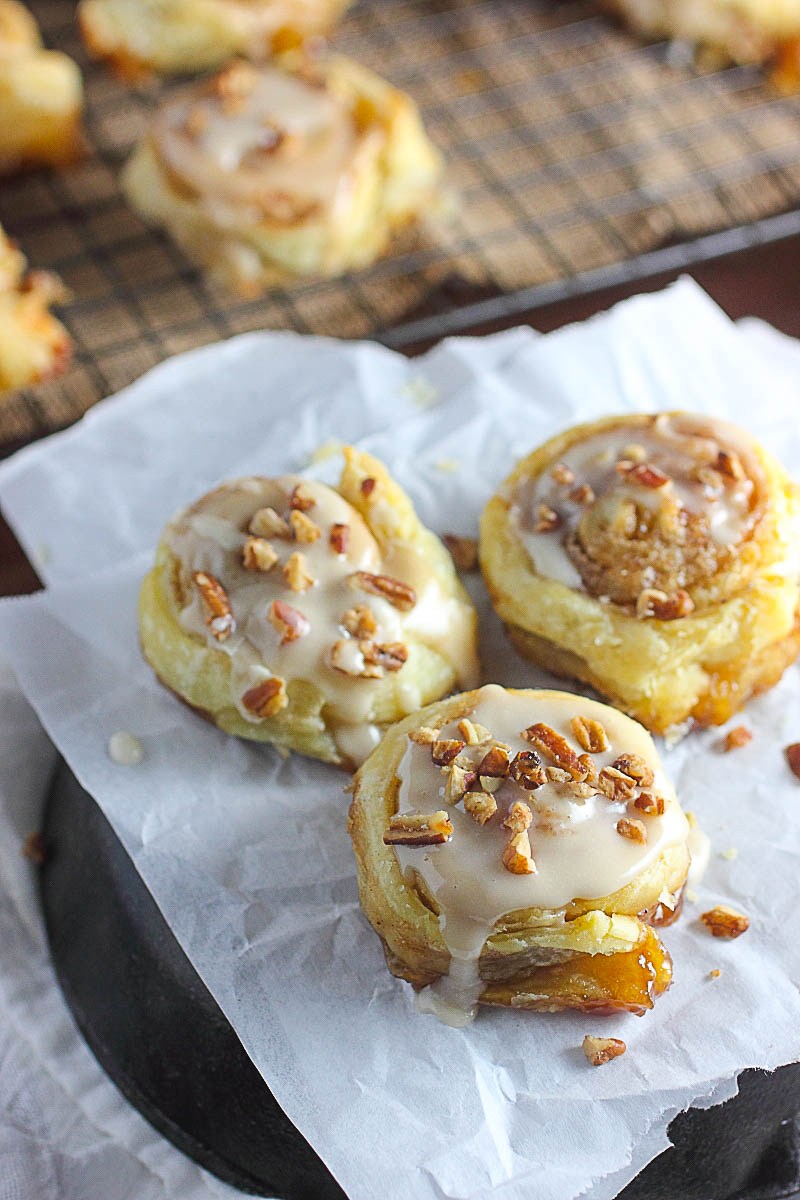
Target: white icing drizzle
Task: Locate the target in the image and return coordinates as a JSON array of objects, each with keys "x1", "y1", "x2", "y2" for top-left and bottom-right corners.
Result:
[
  {"x1": 510, "y1": 414, "x2": 762, "y2": 591},
  {"x1": 164, "y1": 475, "x2": 477, "y2": 763},
  {"x1": 394, "y1": 685, "x2": 689, "y2": 1023}
]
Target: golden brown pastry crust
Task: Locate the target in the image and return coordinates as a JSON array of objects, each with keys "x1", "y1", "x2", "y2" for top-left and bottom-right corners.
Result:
[{"x1": 0, "y1": 226, "x2": 71, "y2": 395}]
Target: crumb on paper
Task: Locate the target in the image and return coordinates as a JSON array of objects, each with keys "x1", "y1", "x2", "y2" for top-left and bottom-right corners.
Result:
[
  {"x1": 403, "y1": 377, "x2": 439, "y2": 409},
  {"x1": 700, "y1": 905, "x2": 749, "y2": 939},
  {"x1": 433, "y1": 457, "x2": 459, "y2": 475},
  {"x1": 720, "y1": 847, "x2": 738, "y2": 861},
  {"x1": 22, "y1": 831, "x2": 46, "y2": 865},
  {"x1": 786, "y1": 743, "x2": 800, "y2": 781},
  {"x1": 108, "y1": 731, "x2": 144, "y2": 766},
  {"x1": 582, "y1": 1035, "x2": 626, "y2": 1066},
  {"x1": 709, "y1": 969, "x2": 722, "y2": 980},
  {"x1": 307, "y1": 439, "x2": 345, "y2": 466},
  {"x1": 723, "y1": 725, "x2": 752, "y2": 752}
]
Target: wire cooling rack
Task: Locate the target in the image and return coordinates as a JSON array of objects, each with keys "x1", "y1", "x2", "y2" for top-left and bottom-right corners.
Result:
[{"x1": 3, "y1": 0, "x2": 800, "y2": 443}]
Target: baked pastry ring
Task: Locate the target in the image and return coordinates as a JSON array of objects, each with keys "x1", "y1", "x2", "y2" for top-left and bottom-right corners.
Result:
[
  {"x1": 0, "y1": 225, "x2": 71, "y2": 394},
  {"x1": 349, "y1": 684, "x2": 690, "y2": 1023},
  {"x1": 0, "y1": 0, "x2": 83, "y2": 176},
  {"x1": 122, "y1": 55, "x2": 444, "y2": 293},
  {"x1": 480, "y1": 412, "x2": 800, "y2": 736},
  {"x1": 78, "y1": 0, "x2": 353, "y2": 79},
  {"x1": 139, "y1": 448, "x2": 479, "y2": 769}
]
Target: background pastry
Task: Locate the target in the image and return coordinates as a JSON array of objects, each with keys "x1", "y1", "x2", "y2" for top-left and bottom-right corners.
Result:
[
  {"x1": 79, "y1": 0, "x2": 353, "y2": 78},
  {"x1": 139, "y1": 448, "x2": 479, "y2": 769},
  {"x1": 480, "y1": 412, "x2": 800, "y2": 736},
  {"x1": 0, "y1": 225, "x2": 71, "y2": 395},
  {"x1": 122, "y1": 55, "x2": 444, "y2": 293},
  {"x1": 349, "y1": 683, "x2": 690, "y2": 1024},
  {"x1": 0, "y1": 0, "x2": 83, "y2": 176}
]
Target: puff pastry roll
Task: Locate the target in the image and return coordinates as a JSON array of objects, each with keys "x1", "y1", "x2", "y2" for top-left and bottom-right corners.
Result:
[
  {"x1": 139, "y1": 449, "x2": 479, "y2": 769},
  {"x1": 480, "y1": 413, "x2": 800, "y2": 736},
  {"x1": 79, "y1": 0, "x2": 353, "y2": 78},
  {"x1": 122, "y1": 56, "x2": 444, "y2": 292},
  {"x1": 0, "y1": 225, "x2": 71, "y2": 394},
  {"x1": 0, "y1": 0, "x2": 83, "y2": 176},
  {"x1": 349, "y1": 684, "x2": 690, "y2": 1023}
]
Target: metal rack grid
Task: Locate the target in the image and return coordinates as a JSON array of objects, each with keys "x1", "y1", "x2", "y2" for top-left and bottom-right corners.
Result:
[{"x1": 3, "y1": 0, "x2": 800, "y2": 443}]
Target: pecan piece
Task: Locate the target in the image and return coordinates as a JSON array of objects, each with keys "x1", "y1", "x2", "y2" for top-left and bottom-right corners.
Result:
[
  {"x1": 550, "y1": 461, "x2": 575, "y2": 486},
  {"x1": 636, "y1": 587, "x2": 694, "y2": 620},
  {"x1": 283, "y1": 551, "x2": 315, "y2": 593},
  {"x1": 713, "y1": 449, "x2": 744, "y2": 481},
  {"x1": 289, "y1": 509, "x2": 321, "y2": 544},
  {"x1": 329, "y1": 523, "x2": 349, "y2": 555},
  {"x1": 477, "y1": 745, "x2": 511, "y2": 778},
  {"x1": 502, "y1": 830, "x2": 536, "y2": 875},
  {"x1": 633, "y1": 792, "x2": 665, "y2": 816},
  {"x1": 457, "y1": 717, "x2": 491, "y2": 745},
  {"x1": 289, "y1": 483, "x2": 315, "y2": 512},
  {"x1": 571, "y1": 715, "x2": 610, "y2": 754},
  {"x1": 504, "y1": 800, "x2": 532, "y2": 834},
  {"x1": 546, "y1": 767, "x2": 573, "y2": 784},
  {"x1": 443, "y1": 534, "x2": 479, "y2": 572},
  {"x1": 364, "y1": 642, "x2": 408, "y2": 672},
  {"x1": 569, "y1": 483, "x2": 595, "y2": 506},
  {"x1": 443, "y1": 763, "x2": 475, "y2": 804},
  {"x1": 408, "y1": 726, "x2": 440, "y2": 746},
  {"x1": 242, "y1": 536, "x2": 278, "y2": 572},
  {"x1": 249, "y1": 507, "x2": 291, "y2": 539},
  {"x1": 268, "y1": 599, "x2": 310, "y2": 644},
  {"x1": 242, "y1": 676, "x2": 288, "y2": 718},
  {"x1": 464, "y1": 791, "x2": 497, "y2": 825},
  {"x1": 194, "y1": 571, "x2": 235, "y2": 641},
  {"x1": 618, "y1": 461, "x2": 670, "y2": 489},
  {"x1": 582, "y1": 1035, "x2": 626, "y2": 1067},
  {"x1": 700, "y1": 905, "x2": 749, "y2": 939},
  {"x1": 724, "y1": 725, "x2": 752, "y2": 752},
  {"x1": 383, "y1": 811, "x2": 453, "y2": 847},
  {"x1": 599, "y1": 767, "x2": 638, "y2": 802},
  {"x1": 612, "y1": 753, "x2": 654, "y2": 787},
  {"x1": 534, "y1": 504, "x2": 561, "y2": 533},
  {"x1": 328, "y1": 638, "x2": 382, "y2": 678},
  {"x1": 579, "y1": 753, "x2": 599, "y2": 787},
  {"x1": 509, "y1": 750, "x2": 547, "y2": 790},
  {"x1": 350, "y1": 571, "x2": 416, "y2": 611},
  {"x1": 616, "y1": 816, "x2": 647, "y2": 844},
  {"x1": 522, "y1": 723, "x2": 585, "y2": 780},
  {"x1": 431, "y1": 739, "x2": 466, "y2": 766},
  {"x1": 341, "y1": 604, "x2": 377, "y2": 639},
  {"x1": 785, "y1": 743, "x2": 800, "y2": 781},
  {"x1": 360, "y1": 476, "x2": 377, "y2": 499}
]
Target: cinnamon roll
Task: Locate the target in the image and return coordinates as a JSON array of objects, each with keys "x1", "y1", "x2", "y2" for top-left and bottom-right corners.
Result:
[
  {"x1": 79, "y1": 0, "x2": 353, "y2": 79},
  {"x1": 0, "y1": 0, "x2": 83, "y2": 176},
  {"x1": 0, "y1": 225, "x2": 71, "y2": 394},
  {"x1": 122, "y1": 56, "x2": 444, "y2": 292},
  {"x1": 348, "y1": 684, "x2": 690, "y2": 1024},
  {"x1": 480, "y1": 413, "x2": 800, "y2": 736},
  {"x1": 139, "y1": 448, "x2": 479, "y2": 769}
]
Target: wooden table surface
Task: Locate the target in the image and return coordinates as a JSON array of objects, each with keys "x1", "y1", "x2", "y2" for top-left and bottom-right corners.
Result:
[{"x1": 3, "y1": 232, "x2": 800, "y2": 600}]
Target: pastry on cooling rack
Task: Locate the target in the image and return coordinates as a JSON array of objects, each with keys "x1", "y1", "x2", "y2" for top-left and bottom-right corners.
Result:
[
  {"x1": 0, "y1": 0, "x2": 83, "y2": 176},
  {"x1": 480, "y1": 413, "x2": 800, "y2": 737},
  {"x1": 349, "y1": 683, "x2": 690, "y2": 1023},
  {"x1": 122, "y1": 56, "x2": 444, "y2": 292},
  {"x1": 139, "y1": 448, "x2": 479, "y2": 769},
  {"x1": 0, "y1": 225, "x2": 71, "y2": 395},
  {"x1": 79, "y1": 0, "x2": 353, "y2": 77}
]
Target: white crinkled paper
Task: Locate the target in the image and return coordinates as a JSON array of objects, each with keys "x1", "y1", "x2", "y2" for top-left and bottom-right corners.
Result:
[{"x1": 2, "y1": 278, "x2": 800, "y2": 1200}]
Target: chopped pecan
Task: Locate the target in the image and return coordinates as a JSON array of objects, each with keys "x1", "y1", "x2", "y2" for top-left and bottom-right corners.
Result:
[
  {"x1": 502, "y1": 830, "x2": 536, "y2": 875},
  {"x1": 700, "y1": 905, "x2": 749, "y2": 939},
  {"x1": 534, "y1": 504, "x2": 561, "y2": 533},
  {"x1": 550, "y1": 462, "x2": 575, "y2": 486},
  {"x1": 443, "y1": 763, "x2": 475, "y2": 804},
  {"x1": 283, "y1": 551, "x2": 315, "y2": 593},
  {"x1": 582, "y1": 1035, "x2": 626, "y2": 1067},
  {"x1": 457, "y1": 717, "x2": 491, "y2": 745},
  {"x1": 694, "y1": 466, "x2": 724, "y2": 496},
  {"x1": 360, "y1": 476, "x2": 378, "y2": 499},
  {"x1": 579, "y1": 753, "x2": 599, "y2": 787},
  {"x1": 249, "y1": 506, "x2": 291, "y2": 539},
  {"x1": 636, "y1": 587, "x2": 694, "y2": 620},
  {"x1": 408, "y1": 726, "x2": 440, "y2": 746},
  {"x1": 289, "y1": 510, "x2": 321, "y2": 544},
  {"x1": 713, "y1": 449, "x2": 744, "y2": 481},
  {"x1": 612, "y1": 753, "x2": 654, "y2": 787},
  {"x1": 329, "y1": 523, "x2": 349, "y2": 555},
  {"x1": 242, "y1": 536, "x2": 278, "y2": 572},
  {"x1": 364, "y1": 642, "x2": 408, "y2": 672},
  {"x1": 569, "y1": 483, "x2": 595, "y2": 506},
  {"x1": 194, "y1": 570, "x2": 235, "y2": 641},
  {"x1": 289, "y1": 483, "x2": 316, "y2": 512},
  {"x1": 341, "y1": 604, "x2": 377, "y2": 639},
  {"x1": 431, "y1": 739, "x2": 466, "y2": 766},
  {"x1": 509, "y1": 750, "x2": 547, "y2": 790},
  {"x1": 785, "y1": 743, "x2": 800, "y2": 781},
  {"x1": 22, "y1": 831, "x2": 46, "y2": 865},
  {"x1": 383, "y1": 810, "x2": 453, "y2": 847},
  {"x1": 621, "y1": 443, "x2": 647, "y2": 463},
  {"x1": 479, "y1": 775, "x2": 504, "y2": 794},
  {"x1": 599, "y1": 766, "x2": 638, "y2": 802},
  {"x1": 351, "y1": 571, "x2": 416, "y2": 611},
  {"x1": 571, "y1": 715, "x2": 610, "y2": 754},
  {"x1": 242, "y1": 676, "x2": 288, "y2": 718},
  {"x1": 546, "y1": 766, "x2": 573, "y2": 784},
  {"x1": 504, "y1": 800, "x2": 532, "y2": 834},
  {"x1": 477, "y1": 745, "x2": 511, "y2": 778},
  {"x1": 522, "y1": 723, "x2": 584, "y2": 780},
  {"x1": 633, "y1": 792, "x2": 665, "y2": 816},
  {"x1": 443, "y1": 534, "x2": 479, "y2": 572},
  {"x1": 724, "y1": 725, "x2": 753, "y2": 752},
  {"x1": 328, "y1": 638, "x2": 381, "y2": 678},
  {"x1": 619, "y1": 462, "x2": 670, "y2": 489},
  {"x1": 567, "y1": 781, "x2": 596, "y2": 799},
  {"x1": 464, "y1": 791, "x2": 497, "y2": 825},
  {"x1": 268, "y1": 599, "x2": 310, "y2": 644},
  {"x1": 616, "y1": 816, "x2": 647, "y2": 844}
]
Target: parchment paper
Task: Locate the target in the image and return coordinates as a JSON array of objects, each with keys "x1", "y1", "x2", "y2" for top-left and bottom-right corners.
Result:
[{"x1": 2, "y1": 279, "x2": 800, "y2": 1200}]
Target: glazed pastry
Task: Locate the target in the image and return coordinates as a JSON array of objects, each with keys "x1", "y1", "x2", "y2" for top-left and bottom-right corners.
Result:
[
  {"x1": 349, "y1": 683, "x2": 690, "y2": 1024},
  {"x1": 480, "y1": 413, "x2": 800, "y2": 736},
  {"x1": 0, "y1": 0, "x2": 83, "y2": 176},
  {"x1": 78, "y1": 0, "x2": 353, "y2": 78},
  {"x1": 0, "y1": 225, "x2": 71, "y2": 394},
  {"x1": 139, "y1": 448, "x2": 479, "y2": 768},
  {"x1": 122, "y1": 56, "x2": 444, "y2": 293}
]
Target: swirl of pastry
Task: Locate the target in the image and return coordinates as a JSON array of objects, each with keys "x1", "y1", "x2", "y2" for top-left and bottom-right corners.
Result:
[
  {"x1": 348, "y1": 684, "x2": 690, "y2": 1025},
  {"x1": 480, "y1": 412, "x2": 800, "y2": 735},
  {"x1": 122, "y1": 56, "x2": 444, "y2": 292},
  {"x1": 139, "y1": 449, "x2": 479, "y2": 769},
  {"x1": 0, "y1": 0, "x2": 83, "y2": 176},
  {"x1": 0, "y1": 224, "x2": 71, "y2": 394},
  {"x1": 79, "y1": 0, "x2": 353, "y2": 78}
]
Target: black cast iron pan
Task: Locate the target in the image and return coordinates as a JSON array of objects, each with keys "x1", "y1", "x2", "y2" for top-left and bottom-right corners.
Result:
[{"x1": 40, "y1": 759, "x2": 800, "y2": 1200}]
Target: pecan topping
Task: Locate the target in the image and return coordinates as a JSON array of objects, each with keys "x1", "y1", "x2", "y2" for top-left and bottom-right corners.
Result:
[
  {"x1": 571, "y1": 715, "x2": 610, "y2": 754},
  {"x1": 289, "y1": 483, "x2": 315, "y2": 512},
  {"x1": 569, "y1": 483, "x2": 595, "y2": 506},
  {"x1": 509, "y1": 750, "x2": 547, "y2": 790},
  {"x1": 618, "y1": 461, "x2": 670, "y2": 489},
  {"x1": 242, "y1": 676, "x2": 288, "y2": 718},
  {"x1": 22, "y1": 831, "x2": 46, "y2": 865},
  {"x1": 431, "y1": 739, "x2": 466, "y2": 766},
  {"x1": 522, "y1": 723, "x2": 584, "y2": 780},
  {"x1": 457, "y1": 717, "x2": 491, "y2": 745},
  {"x1": 464, "y1": 791, "x2": 497, "y2": 825},
  {"x1": 582, "y1": 1035, "x2": 626, "y2": 1067},
  {"x1": 579, "y1": 753, "x2": 599, "y2": 787},
  {"x1": 341, "y1": 604, "x2": 377, "y2": 638},
  {"x1": 504, "y1": 800, "x2": 532, "y2": 834},
  {"x1": 360, "y1": 476, "x2": 377, "y2": 499},
  {"x1": 268, "y1": 599, "x2": 310, "y2": 644},
  {"x1": 567, "y1": 781, "x2": 596, "y2": 799},
  {"x1": 621, "y1": 443, "x2": 647, "y2": 463},
  {"x1": 550, "y1": 462, "x2": 575, "y2": 486},
  {"x1": 249, "y1": 507, "x2": 291, "y2": 539},
  {"x1": 364, "y1": 642, "x2": 408, "y2": 673},
  {"x1": 502, "y1": 830, "x2": 536, "y2": 875},
  {"x1": 443, "y1": 763, "x2": 475, "y2": 804},
  {"x1": 724, "y1": 725, "x2": 752, "y2": 752},
  {"x1": 694, "y1": 466, "x2": 724, "y2": 496},
  {"x1": 599, "y1": 767, "x2": 638, "y2": 802},
  {"x1": 443, "y1": 534, "x2": 479, "y2": 572},
  {"x1": 479, "y1": 775, "x2": 504, "y2": 794},
  {"x1": 194, "y1": 571, "x2": 235, "y2": 641},
  {"x1": 477, "y1": 745, "x2": 511, "y2": 778},
  {"x1": 384, "y1": 811, "x2": 453, "y2": 847},
  {"x1": 534, "y1": 504, "x2": 561, "y2": 533},
  {"x1": 633, "y1": 792, "x2": 665, "y2": 816},
  {"x1": 408, "y1": 726, "x2": 439, "y2": 746},
  {"x1": 351, "y1": 571, "x2": 416, "y2": 611},
  {"x1": 546, "y1": 767, "x2": 573, "y2": 784},
  {"x1": 242, "y1": 536, "x2": 278, "y2": 572},
  {"x1": 785, "y1": 743, "x2": 800, "y2": 781},
  {"x1": 329, "y1": 522, "x2": 349, "y2": 555},
  {"x1": 616, "y1": 816, "x2": 647, "y2": 843},
  {"x1": 700, "y1": 905, "x2": 749, "y2": 938},
  {"x1": 713, "y1": 449, "x2": 744, "y2": 481},
  {"x1": 289, "y1": 510, "x2": 321, "y2": 544},
  {"x1": 328, "y1": 639, "x2": 381, "y2": 678},
  {"x1": 283, "y1": 551, "x2": 315, "y2": 593},
  {"x1": 636, "y1": 588, "x2": 694, "y2": 621},
  {"x1": 612, "y1": 754, "x2": 654, "y2": 787}
]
